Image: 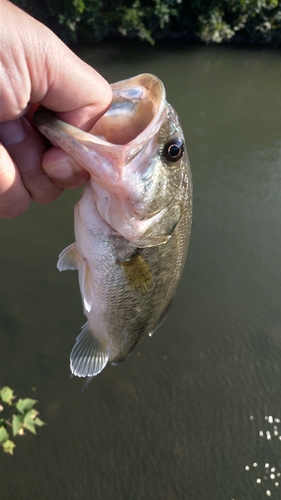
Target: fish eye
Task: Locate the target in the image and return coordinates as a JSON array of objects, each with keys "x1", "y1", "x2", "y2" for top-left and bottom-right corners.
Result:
[{"x1": 163, "y1": 137, "x2": 184, "y2": 162}]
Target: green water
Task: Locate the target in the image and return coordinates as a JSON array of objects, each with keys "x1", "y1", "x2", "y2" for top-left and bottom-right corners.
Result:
[{"x1": 1, "y1": 43, "x2": 281, "y2": 500}]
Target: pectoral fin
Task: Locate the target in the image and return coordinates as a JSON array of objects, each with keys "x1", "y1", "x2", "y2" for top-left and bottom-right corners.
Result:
[
  {"x1": 70, "y1": 323, "x2": 109, "y2": 377},
  {"x1": 120, "y1": 253, "x2": 153, "y2": 292},
  {"x1": 57, "y1": 243, "x2": 79, "y2": 271}
]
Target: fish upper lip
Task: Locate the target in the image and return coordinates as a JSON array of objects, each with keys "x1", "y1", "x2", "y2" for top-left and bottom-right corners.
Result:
[{"x1": 34, "y1": 73, "x2": 167, "y2": 157}]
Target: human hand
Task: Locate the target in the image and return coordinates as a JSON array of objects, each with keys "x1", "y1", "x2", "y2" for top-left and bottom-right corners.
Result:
[{"x1": 0, "y1": 0, "x2": 112, "y2": 218}]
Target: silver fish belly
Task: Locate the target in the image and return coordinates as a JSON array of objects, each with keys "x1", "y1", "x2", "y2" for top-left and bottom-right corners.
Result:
[{"x1": 34, "y1": 73, "x2": 192, "y2": 378}]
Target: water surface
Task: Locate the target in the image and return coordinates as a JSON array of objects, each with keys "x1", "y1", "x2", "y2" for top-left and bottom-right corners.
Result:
[{"x1": 1, "y1": 44, "x2": 281, "y2": 500}]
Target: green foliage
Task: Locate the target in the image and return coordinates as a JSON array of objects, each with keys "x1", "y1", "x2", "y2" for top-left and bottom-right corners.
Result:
[
  {"x1": 12, "y1": 0, "x2": 281, "y2": 45},
  {"x1": 116, "y1": 0, "x2": 181, "y2": 44},
  {"x1": 0, "y1": 386, "x2": 45, "y2": 455},
  {"x1": 192, "y1": 0, "x2": 281, "y2": 45},
  {"x1": 0, "y1": 386, "x2": 15, "y2": 403}
]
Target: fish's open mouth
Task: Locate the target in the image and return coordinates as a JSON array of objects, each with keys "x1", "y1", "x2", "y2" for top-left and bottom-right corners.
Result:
[
  {"x1": 33, "y1": 73, "x2": 168, "y2": 184},
  {"x1": 89, "y1": 74, "x2": 165, "y2": 146},
  {"x1": 90, "y1": 92, "x2": 154, "y2": 145}
]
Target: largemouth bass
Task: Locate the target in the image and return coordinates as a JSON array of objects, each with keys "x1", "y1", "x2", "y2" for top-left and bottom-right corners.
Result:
[{"x1": 34, "y1": 73, "x2": 192, "y2": 379}]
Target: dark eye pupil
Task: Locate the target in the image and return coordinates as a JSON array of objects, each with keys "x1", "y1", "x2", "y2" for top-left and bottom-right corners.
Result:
[
  {"x1": 168, "y1": 144, "x2": 180, "y2": 157},
  {"x1": 163, "y1": 137, "x2": 184, "y2": 162}
]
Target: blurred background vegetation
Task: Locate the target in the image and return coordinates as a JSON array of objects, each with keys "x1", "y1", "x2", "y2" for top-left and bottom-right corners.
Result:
[{"x1": 12, "y1": 0, "x2": 281, "y2": 46}]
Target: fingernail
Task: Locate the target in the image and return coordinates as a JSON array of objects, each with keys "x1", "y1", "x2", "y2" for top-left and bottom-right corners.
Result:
[
  {"x1": 44, "y1": 159, "x2": 75, "y2": 179},
  {"x1": 0, "y1": 119, "x2": 26, "y2": 146}
]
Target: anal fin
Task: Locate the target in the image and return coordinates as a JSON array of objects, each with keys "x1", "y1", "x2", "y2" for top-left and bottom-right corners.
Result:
[{"x1": 70, "y1": 322, "x2": 108, "y2": 377}]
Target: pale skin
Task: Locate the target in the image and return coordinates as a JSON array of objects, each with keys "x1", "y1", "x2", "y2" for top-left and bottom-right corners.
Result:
[{"x1": 0, "y1": 0, "x2": 112, "y2": 218}]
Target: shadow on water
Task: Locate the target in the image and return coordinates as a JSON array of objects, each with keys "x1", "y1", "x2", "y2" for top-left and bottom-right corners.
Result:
[{"x1": 1, "y1": 44, "x2": 281, "y2": 500}]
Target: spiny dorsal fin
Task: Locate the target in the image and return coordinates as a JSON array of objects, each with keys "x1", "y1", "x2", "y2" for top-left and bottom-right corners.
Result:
[
  {"x1": 120, "y1": 253, "x2": 153, "y2": 292},
  {"x1": 57, "y1": 243, "x2": 79, "y2": 271},
  {"x1": 70, "y1": 323, "x2": 108, "y2": 377}
]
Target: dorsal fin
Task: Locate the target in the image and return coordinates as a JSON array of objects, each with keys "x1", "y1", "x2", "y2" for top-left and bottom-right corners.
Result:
[{"x1": 70, "y1": 323, "x2": 109, "y2": 377}]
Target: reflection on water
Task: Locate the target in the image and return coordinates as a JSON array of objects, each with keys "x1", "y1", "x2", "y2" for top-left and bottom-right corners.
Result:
[
  {"x1": 1, "y1": 44, "x2": 281, "y2": 500},
  {"x1": 233, "y1": 415, "x2": 281, "y2": 499}
]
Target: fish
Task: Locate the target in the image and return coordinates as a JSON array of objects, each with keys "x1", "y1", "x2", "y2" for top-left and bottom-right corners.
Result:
[{"x1": 34, "y1": 73, "x2": 192, "y2": 379}]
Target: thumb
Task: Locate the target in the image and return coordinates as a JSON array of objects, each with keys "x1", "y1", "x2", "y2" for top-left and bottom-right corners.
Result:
[{"x1": 1, "y1": 1, "x2": 112, "y2": 130}]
